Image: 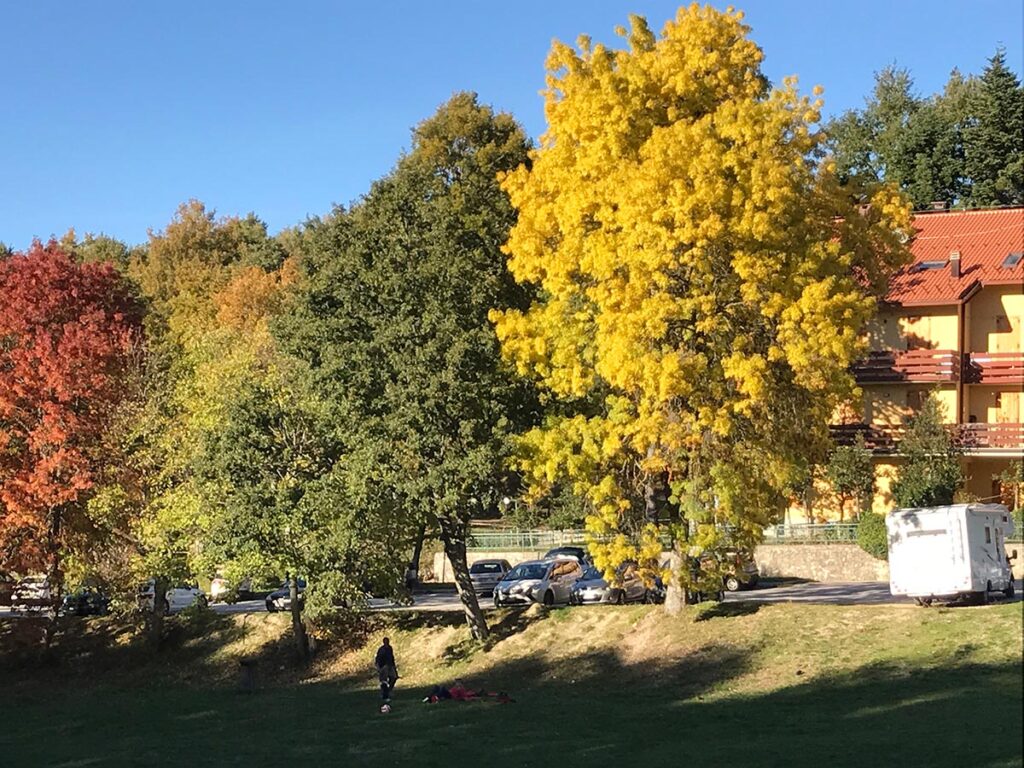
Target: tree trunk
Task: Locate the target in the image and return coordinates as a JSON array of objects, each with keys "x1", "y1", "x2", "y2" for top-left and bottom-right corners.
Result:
[
  {"x1": 438, "y1": 519, "x2": 488, "y2": 641},
  {"x1": 289, "y1": 578, "x2": 309, "y2": 662},
  {"x1": 43, "y1": 508, "x2": 64, "y2": 653},
  {"x1": 664, "y1": 526, "x2": 693, "y2": 615},
  {"x1": 408, "y1": 522, "x2": 427, "y2": 588},
  {"x1": 150, "y1": 575, "x2": 169, "y2": 650}
]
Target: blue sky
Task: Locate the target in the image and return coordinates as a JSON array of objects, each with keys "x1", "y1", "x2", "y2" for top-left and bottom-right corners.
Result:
[{"x1": 1, "y1": 1, "x2": 1020, "y2": 250}]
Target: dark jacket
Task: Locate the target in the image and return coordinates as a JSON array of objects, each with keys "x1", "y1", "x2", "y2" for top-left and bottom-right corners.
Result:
[{"x1": 375, "y1": 644, "x2": 395, "y2": 668}]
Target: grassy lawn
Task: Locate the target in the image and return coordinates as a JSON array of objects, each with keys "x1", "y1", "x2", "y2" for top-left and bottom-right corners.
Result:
[{"x1": 1, "y1": 601, "x2": 1021, "y2": 767}]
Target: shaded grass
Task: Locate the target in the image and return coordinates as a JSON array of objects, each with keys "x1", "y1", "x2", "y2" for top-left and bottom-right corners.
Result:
[{"x1": 1, "y1": 601, "x2": 1021, "y2": 767}]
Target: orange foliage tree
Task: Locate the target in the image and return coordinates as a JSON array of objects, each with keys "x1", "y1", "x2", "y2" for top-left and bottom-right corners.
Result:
[{"x1": 0, "y1": 242, "x2": 143, "y2": 605}]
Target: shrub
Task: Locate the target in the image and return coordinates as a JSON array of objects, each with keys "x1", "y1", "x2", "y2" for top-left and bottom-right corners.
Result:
[{"x1": 857, "y1": 512, "x2": 888, "y2": 560}]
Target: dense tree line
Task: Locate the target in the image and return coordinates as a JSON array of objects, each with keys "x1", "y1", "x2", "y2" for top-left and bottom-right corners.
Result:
[
  {"x1": 1, "y1": 6, "x2": 1014, "y2": 648},
  {"x1": 827, "y1": 49, "x2": 1023, "y2": 208}
]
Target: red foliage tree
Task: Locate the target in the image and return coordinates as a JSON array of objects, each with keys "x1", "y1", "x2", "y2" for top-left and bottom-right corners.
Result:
[{"x1": 0, "y1": 241, "x2": 143, "y2": 596}]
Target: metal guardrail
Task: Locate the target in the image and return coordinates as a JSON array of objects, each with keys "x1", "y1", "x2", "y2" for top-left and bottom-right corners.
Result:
[
  {"x1": 761, "y1": 523, "x2": 860, "y2": 543},
  {"x1": 469, "y1": 521, "x2": 1019, "y2": 548},
  {"x1": 466, "y1": 529, "x2": 590, "y2": 551}
]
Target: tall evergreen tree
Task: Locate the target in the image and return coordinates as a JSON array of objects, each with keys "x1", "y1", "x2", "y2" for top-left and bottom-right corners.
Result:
[
  {"x1": 828, "y1": 51, "x2": 1023, "y2": 208},
  {"x1": 827, "y1": 66, "x2": 965, "y2": 207},
  {"x1": 964, "y1": 49, "x2": 1024, "y2": 206}
]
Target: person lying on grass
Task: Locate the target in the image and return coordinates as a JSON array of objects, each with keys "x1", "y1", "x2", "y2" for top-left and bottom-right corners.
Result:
[{"x1": 422, "y1": 680, "x2": 514, "y2": 704}]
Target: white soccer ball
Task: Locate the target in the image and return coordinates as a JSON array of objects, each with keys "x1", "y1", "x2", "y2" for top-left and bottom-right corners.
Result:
[{"x1": 380, "y1": 704, "x2": 391, "y2": 714}]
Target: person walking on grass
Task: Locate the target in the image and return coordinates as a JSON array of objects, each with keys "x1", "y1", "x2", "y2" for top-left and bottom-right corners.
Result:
[{"x1": 375, "y1": 637, "x2": 399, "y2": 703}]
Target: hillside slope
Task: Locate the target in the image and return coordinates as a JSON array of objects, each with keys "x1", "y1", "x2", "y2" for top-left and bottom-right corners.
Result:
[{"x1": 1, "y1": 602, "x2": 1021, "y2": 767}]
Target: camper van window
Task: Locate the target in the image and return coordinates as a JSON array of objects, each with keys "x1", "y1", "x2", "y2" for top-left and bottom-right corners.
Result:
[{"x1": 985, "y1": 526, "x2": 991, "y2": 544}]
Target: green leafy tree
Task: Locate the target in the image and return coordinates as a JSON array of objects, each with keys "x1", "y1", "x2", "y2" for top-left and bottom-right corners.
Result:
[
  {"x1": 891, "y1": 395, "x2": 964, "y2": 508},
  {"x1": 827, "y1": 66, "x2": 967, "y2": 207},
  {"x1": 123, "y1": 203, "x2": 290, "y2": 643},
  {"x1": 59, "y1": 230, "x2": 136, "y2": 271},
  {"x1": 277, "y1": 93, "x2": 536, "y2": 640},
  {"x1": 829, "y1": 51, "x2": 1023, "y2": 208},
  {"x1": 196, "y1": 375, "x2": 405, "y2": 660},
  {"x1": 825, "y1": 433, "x2": 875, "y2": 521},
  {"x1": 857, "y1": 510, "x2": 888, "y2": 560},
  {"x1": 964, "y1": 49, "x2": 1024, "y2": 206}
]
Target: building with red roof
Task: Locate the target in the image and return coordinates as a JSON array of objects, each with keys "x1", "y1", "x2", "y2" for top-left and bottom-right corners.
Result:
[{"x1": 816, "y1": 206, "x2": 1022, "y2": 520}]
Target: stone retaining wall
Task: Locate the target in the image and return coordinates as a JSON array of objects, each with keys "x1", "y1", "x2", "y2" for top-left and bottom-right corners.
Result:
[
  {"x1": 754, "y1": 543, "x2": 889, "y2": 582},
  {"x1": 432, "y1": 543, "x2": 1023, "y2": 583}
]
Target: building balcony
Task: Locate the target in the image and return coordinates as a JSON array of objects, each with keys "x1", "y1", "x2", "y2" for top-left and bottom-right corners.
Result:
[
  {"x1": 953, "y1": 422, "x2": 1024, "y2": 454},
  {"x1": 852, "y1": 349, "x2": 960, "y2": 384},
  {"x1": 832, "y1": 422, "x2": 1023, "y2": 455},
  {"x1": 963, "y1": 352, "x2": 1024, "y2": 384}
]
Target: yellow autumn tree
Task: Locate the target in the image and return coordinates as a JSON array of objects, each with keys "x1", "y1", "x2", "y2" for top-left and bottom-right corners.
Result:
[{"x1": 491, "y1": 5, "x2": 912, "y2": 605}]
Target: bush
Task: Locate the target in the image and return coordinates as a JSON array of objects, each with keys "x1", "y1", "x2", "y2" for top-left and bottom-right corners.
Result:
[{"x1": 857, "y1": 512, "x2": 888, "y2": 560}]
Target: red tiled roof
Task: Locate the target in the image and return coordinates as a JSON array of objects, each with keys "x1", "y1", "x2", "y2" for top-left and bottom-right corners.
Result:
[{"x1": 886, "y1": 207, "x2": 1024, "y2": 306}]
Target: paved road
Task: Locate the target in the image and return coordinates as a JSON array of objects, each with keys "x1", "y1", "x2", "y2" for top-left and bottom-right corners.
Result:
[
  {"x1": 2, "y1": 579, "x2": 1019, "y2": 619},
  {"x1": 218, "y1": 579, "x2": 1022, "y2": 613}
]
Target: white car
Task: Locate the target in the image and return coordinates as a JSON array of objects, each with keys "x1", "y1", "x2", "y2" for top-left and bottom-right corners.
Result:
[
  {"x1": 493, "y1": 559, "x2": 583, "y2": 607},
  {"x1": 138, "y1": 581, "x2": 207, "y2": 613}
]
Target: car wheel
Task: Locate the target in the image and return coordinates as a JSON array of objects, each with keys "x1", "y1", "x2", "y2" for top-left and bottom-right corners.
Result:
[
  {"x1": 615, "y1": 590, "x2": 624, "y2": 605},
  {"x1": 724, "y1": 575, "x2": 741, "y2": 592},
  {"x1": 543, "y1": 590, "x2": 554, "y2": 607},
  {"x1": 197, "y1": 595, "x2": 208, "y2": 609},
  {"x1": 265, "y1": 599, "x2": 277, "y2": 612}
]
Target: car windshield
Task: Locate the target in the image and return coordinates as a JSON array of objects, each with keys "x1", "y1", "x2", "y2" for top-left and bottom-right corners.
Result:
[
  {"x1": 505, "y1": 563, "x2": 547, "y2": 581},
  {"x1": 581, "y1": 567, "x2": 602, "y2": 580},
  {"x1": 470, "y1": 562, "x2": 504, "y2": 574}
]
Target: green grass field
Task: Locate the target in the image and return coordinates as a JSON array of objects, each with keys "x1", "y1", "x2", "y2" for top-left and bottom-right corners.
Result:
[{"x1": 2, "y1": 601, "x2": 1021, "y2": 767}]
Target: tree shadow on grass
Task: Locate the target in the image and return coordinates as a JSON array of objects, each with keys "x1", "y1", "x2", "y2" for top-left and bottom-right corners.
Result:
[
  {"x1": 0, "y1": 610, "x2": 252, "y2": 687},
  {"x1": 0, "y1": 626, "x2": 1019, "y2": 768},
  {"x1": 694, "y1": 600, "x2": 762, "y2": 621}
]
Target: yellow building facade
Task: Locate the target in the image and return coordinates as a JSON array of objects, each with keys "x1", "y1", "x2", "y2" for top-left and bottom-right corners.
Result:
[{"x1": 797, "y1": 207, "x2": 1023, "y2": 521}]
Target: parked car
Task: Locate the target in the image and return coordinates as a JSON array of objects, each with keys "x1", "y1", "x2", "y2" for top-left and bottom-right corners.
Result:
[
  {"x1": 138, "y1": 581, "x2": 207, "y2": 613},
  {"x1": 543, "y1": 546, "x2": 591, "y2": 564},
  {"x1": 721, "y1": 548, "x2": 759, "y2": 592},
  {"x1": 11, "y1": 577, "x2": 51, "y2": 611},
  {"x1": 571, "y1": 561, "x2": 649, "y2": 605},
  {"x1": 469, "y1": 559, "x2": 511, "y2": 596},
  {"x1": 265, "y1": 578, "x2": 306, "y2": 612},
  {"x1": 494, "y1": 558, "x2": 583, "y2": 608},
  {"x1": 62, "y1": 587, "x2": 110, "y2": 616}
]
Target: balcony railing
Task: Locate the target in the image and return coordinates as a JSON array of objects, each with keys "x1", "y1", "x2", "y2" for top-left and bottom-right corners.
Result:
[
  {"x1": 831, "y1": 423, "x2": 902, "y2": 451},
  {"x1": 953, "y1": 422, "x2": 1024, "y2": 452},
  {"x1": 832, "y1": 422, "x2": 1023, "y2": 453},
  {"x1": 964, "y1": 352, "x2": 1024, "y2": 384},
  {"x1": 852, "y1": 349, "x2": 960, "y2": 383}
]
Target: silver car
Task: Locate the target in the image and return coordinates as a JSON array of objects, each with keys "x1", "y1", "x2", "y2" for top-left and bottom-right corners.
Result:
[
  {"x1": 571, "y1": 561, "x2": 649, "y2": 605},
  {"x1": 493, "y1": 558, "x2": 583, "y2": 608},
  {"x1": 469, "y1": 559, "x2": 511, "y2": 596}
]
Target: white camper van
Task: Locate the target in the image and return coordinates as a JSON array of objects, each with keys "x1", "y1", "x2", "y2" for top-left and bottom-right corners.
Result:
[{"x1": 887, "y1": 504, "x2": 1017, "y2": 605}]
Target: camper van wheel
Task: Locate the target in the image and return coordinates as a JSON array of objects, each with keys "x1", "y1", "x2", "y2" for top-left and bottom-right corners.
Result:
[{"x1": 1003, "y1": 581, "x2": 1015, "y2": 599}]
